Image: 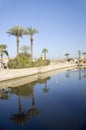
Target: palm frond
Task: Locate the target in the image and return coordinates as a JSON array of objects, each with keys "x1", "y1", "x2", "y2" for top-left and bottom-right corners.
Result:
[
  {"x1": 3, "y1": 50, "x2": 9, "y2": 56},
  {"x1": 7, "y1": 25, "x2": 26, "y2": 37},
  {"x1": 26, "y1": 26, "x2": 39, "y2": 36}
]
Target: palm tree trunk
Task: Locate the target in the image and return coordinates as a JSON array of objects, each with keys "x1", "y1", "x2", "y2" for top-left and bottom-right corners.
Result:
[
  {"x1": 30, "y1": 37, "x2": 33, "y2": 61},
  {"x1": 78, "y1": 50, "x2": 81, "y2": 65},
  {"x1": 79, "y1": 69, "x2": 82, "y2": 80},
  {"x1": 16, "y1": 37, "x2": 19, "y2": 58},
  {"x1": 44, "y1": 53, "x2": 46, "y2": 60},
  {"x1": 84, "y1": 55, "x2": 85, "y2": 63},
  {"x1": 1, "y1": 53, "x2": 3, "y2": 68},
  {"x1": 67, "y1": 56, "x2": 69, "y2": 61},
  {"x1": 32, "y1": 86, "x2": 35, "y2": 108},
  {"x1": 18, "y1": 95, "x2": 22, "y2": 114},
  {"x1": 84, "y1": 54, "x2": 86, "y2": 63}
]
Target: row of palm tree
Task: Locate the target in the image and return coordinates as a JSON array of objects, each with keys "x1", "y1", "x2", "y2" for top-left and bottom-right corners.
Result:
[
  {"x1": 20, "y1": 45, "x2": 48, "y2": 60},
  {"x1": 7, "y1": 26, "x2": 38, "y2": 61},
  {"x1": 65, "y1": 51, "x2": 86, "y2": 63}
]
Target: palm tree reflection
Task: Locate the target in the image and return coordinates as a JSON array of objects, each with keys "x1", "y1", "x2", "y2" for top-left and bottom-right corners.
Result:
[
  {"x1": 9, "y1": 82, "x2": 40, "y2": 125},
  {"x1": 65, "y1": 70, "x2": 70, "y2": 78},
  {"x1": 65, "y1": 68, "x2": 86, "y2": 80},
  {"x1": 83, "y1": 68, "x2": 86, "y2": 78},
  {"x1": 37, "y1": 77, "x2": 50, "y2": 94},
  {"x1": 10, "y1": 95, "x2": 31, "y2": 125},
  {"x1": 28, "y1": 83, "x2": 40, "y2": 118},
  {"x1": 79, "y1": 68, "x2": 82, "y2": 80},
  {"x1": 43, "y1": 81, "x2": 49, "y2": 93}
]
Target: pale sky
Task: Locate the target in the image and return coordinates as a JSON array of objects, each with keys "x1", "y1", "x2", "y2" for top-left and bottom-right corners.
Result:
[{"x1": 0, "y1": 0, "x2": 86, "y2": 59}]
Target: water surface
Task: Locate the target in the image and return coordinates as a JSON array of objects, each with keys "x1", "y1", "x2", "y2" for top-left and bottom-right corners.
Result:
[{"x1": 0, "y1": 69, "x2": 86, "y2": 130}]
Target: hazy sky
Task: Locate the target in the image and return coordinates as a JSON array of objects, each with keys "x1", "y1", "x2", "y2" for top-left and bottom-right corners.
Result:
[{"x1": 0, "y1": 0, "x2": 86, "y2": 59}]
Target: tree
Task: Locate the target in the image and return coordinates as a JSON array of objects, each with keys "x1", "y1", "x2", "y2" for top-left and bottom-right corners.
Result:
[
  {"x1": 7, "y1": 26, "x2": 26, "y2": 58},
  {"x1": 42, "y1": 48, "x2": 48, "y2": 60},
  {"x1": 78, "y1": 50, "x2": 81, "y2": 65},
  {"x1": 78, "y1": 50, "x2": 81, "y2": 59},
  {"x1": 26, "y1": 27, "x2": 38, "y2": 61},
  {"x1": 65, "y1": 53, "x2": 70, "y2": 61},
  {"x1": 82, "y1": 52, "x2": 86, "y2": 63},
  {"x1": 20, "y1": 45, "x2": 30, "y2": 56}
]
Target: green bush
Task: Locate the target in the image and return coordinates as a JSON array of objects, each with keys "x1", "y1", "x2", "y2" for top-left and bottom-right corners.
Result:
[
  {"x1": 8, "y1": 55, "x2": 31, "y2": 69},
  {"x1": 34, "y1": 59, "x2": 50, "y2": 67},
  {"x1": 8, "y1": 56, "x2": 50, "y2": 69}
]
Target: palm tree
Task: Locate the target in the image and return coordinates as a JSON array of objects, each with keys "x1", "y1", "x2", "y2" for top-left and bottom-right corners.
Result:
[
  {"x1": 0, "y1": 44, "x2": 9, "y2": 67},
  {"x1": 42, "y1": 48, "x2": 48, "y2": 60},
  {"x1": 82, "y1": 52, "x2": 86, "y2": 63},
  {"x1": 65, "y1": 53, "x2": 70, "y2": 62},
  {"x1": 78, "y1": 50, "x2": 81, "y2": 65},
  {"x1": 7, "y1": 25, "x2": 26, "y2": 58},
  {"x1": 78, "y1": 50, "x2": 81, "y2": 59},
  {"x1": 20, "y1": 45, "x2": 30, "y2": 56},
  {"x1": 26, "y1": 27, "x2": 38, "y2": 61}
]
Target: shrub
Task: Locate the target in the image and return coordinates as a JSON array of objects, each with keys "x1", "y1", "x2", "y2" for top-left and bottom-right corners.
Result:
[
  {"x1": 34, "y1": 59, "x2": 50, "y2": 67},
  {"x1": 8, "y1": 56, "x2": 50, "y2": 69},
  {"x1": 8, "y1": 55, "x2": 30, "y2": 69}
]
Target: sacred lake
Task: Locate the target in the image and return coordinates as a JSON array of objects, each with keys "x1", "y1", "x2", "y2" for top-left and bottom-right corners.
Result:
[{"x1": 0, "y1": 68, "x2": 86, "y2": 130}]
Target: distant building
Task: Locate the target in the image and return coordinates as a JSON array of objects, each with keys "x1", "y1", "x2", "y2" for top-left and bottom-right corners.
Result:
[{"x1": 40, "y1": 53, "x2": 45, "y2": 60}]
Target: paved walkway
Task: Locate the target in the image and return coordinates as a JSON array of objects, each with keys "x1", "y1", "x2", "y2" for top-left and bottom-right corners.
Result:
[{"x1": 0, "y1": 62, "x2": 77, "y2": 82}]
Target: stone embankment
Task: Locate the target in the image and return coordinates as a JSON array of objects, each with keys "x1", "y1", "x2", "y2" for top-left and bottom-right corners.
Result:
[{"x1": 0, "y1": 62, "x2": 77, "y2": 82}]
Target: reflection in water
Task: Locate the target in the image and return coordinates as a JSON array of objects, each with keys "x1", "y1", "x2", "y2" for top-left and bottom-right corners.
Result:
[
  {"x1": 65, "y1": 70, "x2": 70, "y2": 78},
  {"x1": 10, "y1": 95, "x2": 30, "y2": 125},
  {"x1": 0, "y1": 88, "x2": 10, "y2": 100},
  {"x1": 37, "y1": 77, "x2": 50, "y2": 93},
  {"x1": 43, "y1": 82, "x2": 49, "y2": 93},
  {"x1": 0, "y1": 69, "x2": 86, "y2": 129},
  {"x1": 9, "y1": 77, "x2": 51, "y2": 126},
  {"x1": 9, "y1": 82, "x2": 41, "y2": 125},
  {"x1": 65, "y1": 68, "x2": 86, "y2": 80},
  {"x1": 28, "y1": 84, "x2": 40, "y2": 118},
  {"x1": 79, "y1": 68, "x2": 82, "y2": 80},
  {"x1": 83, "y1": 68, "x2": 86, "y2": 78}
]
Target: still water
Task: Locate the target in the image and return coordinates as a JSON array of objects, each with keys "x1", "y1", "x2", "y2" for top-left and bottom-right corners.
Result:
[{"x1": 0, "y1": 69, "x2": 86, "y2": 130}]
